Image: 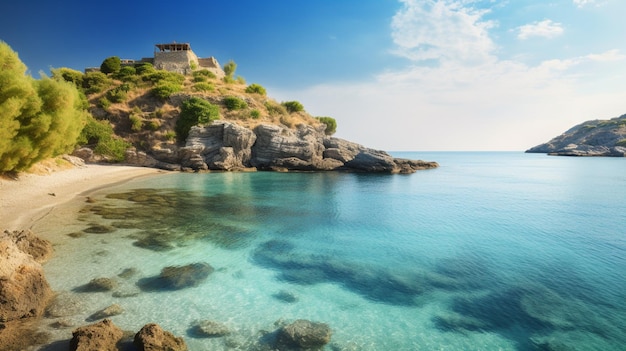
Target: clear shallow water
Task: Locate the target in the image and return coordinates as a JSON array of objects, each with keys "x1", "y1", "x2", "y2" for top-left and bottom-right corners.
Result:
[{"x1": 37, "y1": 152, "x2": 626, "y2": 350}]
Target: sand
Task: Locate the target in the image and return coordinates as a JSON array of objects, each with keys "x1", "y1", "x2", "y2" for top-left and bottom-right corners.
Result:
[{"x1": 0, "y1": 164, "x2": 162, "y2": 232}]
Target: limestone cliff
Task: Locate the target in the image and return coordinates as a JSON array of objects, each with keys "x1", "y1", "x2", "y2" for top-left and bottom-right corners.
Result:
[
  {"x1": 526, "y1": 114, "x2": 626, "y2": 156},
  {"x1": 119, "y1": 121, "x2": 438, "y2": 173}
]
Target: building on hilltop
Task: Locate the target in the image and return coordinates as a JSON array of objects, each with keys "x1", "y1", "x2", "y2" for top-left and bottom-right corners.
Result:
[{"x1": 86, "y1": 42, "x2": 225, "y2": 77}]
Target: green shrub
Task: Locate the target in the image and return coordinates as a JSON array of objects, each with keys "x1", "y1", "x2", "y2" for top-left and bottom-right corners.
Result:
[
  {"x1": 264, "y1": 101, "x2": 287, "y2": 116},
  {"x1": 250, "y1": 109, "x2": 261, "y2": 119},
  {"x1": 175, "y1": 97, "x2": 220, "y2": 143},
  {"x1": 236, "y1": 76, "x2": 246, "y2": 85},
  {"x1": 147, "y1": 120, "x2": 161, "y2": 131},
  {"x1": 222, "y1": 76, "x2": 235, "y2": 84},
  {"x1": 245, "y1": 83, "x2": 266, "y2": 95},
  {"x1": 77, "y1": 115, "x2": 130, "y2": 162},
  {"x1": 223, "y1": 96, "x2": 248, "y2": 110},
  {"x1": 144, "y1": 70, "x2": 185, "y2": 85},
  {"x1": 616, "y1": 139, "x2": 626, "y2": 147},
  {"x1": 114, "y1": 66, "x2": 137, "y2": 81},
  {"x1": 151, "y1": 108, "x2": 164, "y2": 119},
  {"x1": 98, "y1": 97, "x2": 111, "y2": 109},
  {"x1": 193, "y1": 69, "x2": 216, "y2": 79},
  {"x1": 51, "y1": 67, "x2": 84, "y2": 87},
  {"x1": 223, "y1": 60, "x2": 237, "y2": 77},
  {"x1": 152, "y1": 83, "x2": 182, "y2": 100},
  {"x1": 164, "y1": 131, "x2": 176, "y2": 141},
  {"x1": 100, "y1": 56, "x2": 121, "y2": 74},
  {"x1": 193, "y1": 82, "x2": 214, "y2": 92},
  {"x1": 82, "y1": 71, "x2": 111, "y2": 94},
  {"x1": 316, "y1": 116, "x2": 337, "y2": 135},
  {"x1": 106, "y1": 87, "x2": 128, "y2": 103},
  {"x1": 129, "y1": 114, "x2": 143, "y2": 132},
  {"x1": 134, "y1": 62, "x2": 155, "y2": 75},
  {"x1": 282, "y1": 100, "x2": 304, "y2": 113},
  {"x1": 193, "y1": 75, "x2": 207, "y2": 83}
]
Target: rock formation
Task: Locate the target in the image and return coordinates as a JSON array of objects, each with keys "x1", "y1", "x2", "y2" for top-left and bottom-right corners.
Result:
[
  {"x1": 69, "y1": 319, "x2": 124, "y2": 351},
  {"x1": 80, "y1": 120, "x2": 437, "y2": 172},
  {"x1": 0, "y1": 230, "x2": 53, "y2": 322},
  {"x1": 134, "y1": 323, "x2": 188, "y2": 351},
  {"x1": 527, "y1": 114, "x2": 626, "y2": 156}
]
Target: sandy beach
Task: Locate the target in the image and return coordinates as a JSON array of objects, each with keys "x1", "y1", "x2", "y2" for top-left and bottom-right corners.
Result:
[{"x1": 0, "y1": 164, "x2": 162, "y2": 232}]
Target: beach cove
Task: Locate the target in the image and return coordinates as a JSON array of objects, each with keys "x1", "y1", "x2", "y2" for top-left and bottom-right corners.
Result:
[{"x1": 1, "y1": 152, "x2": 626, "y2": 350}]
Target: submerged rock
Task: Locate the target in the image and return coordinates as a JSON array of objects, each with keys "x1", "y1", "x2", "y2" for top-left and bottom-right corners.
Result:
[
  {"x1": 79, "y1": 277, "x2": 118, "y2": 292},
  {"x1": 137, "y1": 262, "x2": 214, "y2": 291},
  {"x1": 134, "y1": 323, "x2": 188, "y2": 351},
  {"x1": 190, "y1": 320, "x2": 231, "y2": 337},
  {"x1": 277, "y1": 319, "x2": 332, "y2": 349},
  {"x1": 87, "y1": 304, "x2": 124, "y2": 322}
]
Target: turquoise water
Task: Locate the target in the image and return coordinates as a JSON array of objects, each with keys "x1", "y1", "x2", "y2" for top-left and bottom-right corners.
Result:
[{"x1": 39, "y1": 152, "x2": 626, "y2": 350}]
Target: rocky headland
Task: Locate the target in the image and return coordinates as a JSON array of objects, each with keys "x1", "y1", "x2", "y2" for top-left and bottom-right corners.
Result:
[
  {"x1": 526, "y1": 113, "x2": 626, "y2": 156},
  {"x1": 77, "y1": 120, "x2": 438, "y2": 173}
]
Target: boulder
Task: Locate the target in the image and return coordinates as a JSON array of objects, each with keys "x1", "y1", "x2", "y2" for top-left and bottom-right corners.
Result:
[
  {"x1": 159, "y1": 263, "x2": 214, "y2": 290},
  {"x1": 134, "y1": 323, "x2": 187, "y2": 351},
  {"x1": 69, "y1": 319, "x2": 124, "y2": 351},
  {"x1": 0, "y1": 231, "x2": 53, "y2": 322},
  {"x1": 251, "y1": 124, "x2": 325, "y2": 170},
  {"x1": 182, "y1": 122, "x2": 256, "y2": 170},
  {"x1": 277, "y1": 319, "x2": 332, "y2": 349}
]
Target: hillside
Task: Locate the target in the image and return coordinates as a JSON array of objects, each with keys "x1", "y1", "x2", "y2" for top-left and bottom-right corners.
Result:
[
  {"x1": 526, "y1": 114, "x2": 626, "y2": 156},
  {"x1": 69, "y1": 60, "x2": 437, "y2": 173}
]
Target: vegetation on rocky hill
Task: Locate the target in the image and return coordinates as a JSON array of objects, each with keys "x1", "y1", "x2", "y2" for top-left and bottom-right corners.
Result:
[{"x1": 0, "y1": 41, "x2": 338, "y2": 172}]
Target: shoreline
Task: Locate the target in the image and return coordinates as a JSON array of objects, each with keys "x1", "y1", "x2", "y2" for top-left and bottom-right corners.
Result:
[{"x1": 0, "y1": 164, "x2": 163, "y2": 232}]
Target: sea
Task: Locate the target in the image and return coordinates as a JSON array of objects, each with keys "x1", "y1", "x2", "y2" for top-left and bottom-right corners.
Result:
[{"x1": 34, "y1": 152, "x2": 626, "y2": 351}]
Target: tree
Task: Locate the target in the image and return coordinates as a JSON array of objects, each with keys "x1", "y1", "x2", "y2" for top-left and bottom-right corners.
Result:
[
  {"x1": 223, "y1": 60, "x2": 237, "y2": 78},
  {"x1": 0, "y1": 42, "x2": 87, "y2": 172},
  {"x1": 175, "y1": 97, "x2": 220, "y2": 143},
  {"x1": 100, "y1": 56, "x2": 121, "y2": 74},
  {"x1": 316, "y1": 117, "x2": 337, "y2": 135}
]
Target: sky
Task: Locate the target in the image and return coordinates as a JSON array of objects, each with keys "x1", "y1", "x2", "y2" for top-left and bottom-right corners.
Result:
[{"x1": 2, "y1": 0, "x2": 625, "y2": 151}]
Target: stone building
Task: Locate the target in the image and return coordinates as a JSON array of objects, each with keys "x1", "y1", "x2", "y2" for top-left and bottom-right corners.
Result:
[{"x1": 86, "y1": 42, "x2": 225, "y2": 77}]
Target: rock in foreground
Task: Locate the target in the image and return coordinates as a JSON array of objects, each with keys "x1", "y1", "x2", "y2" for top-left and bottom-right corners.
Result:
[
  {"x1": 0, "y1": 230, "x2": 53, "y2": 322},
  {"x1": 135, "y1": 323, "x2": 188, "y2": 351},
  {"x1": 526, "y1": 114, "x2": 626, "y2": 156},
  {"x1": 277, "y1": 319, "x2": 332, "y2": 349}
]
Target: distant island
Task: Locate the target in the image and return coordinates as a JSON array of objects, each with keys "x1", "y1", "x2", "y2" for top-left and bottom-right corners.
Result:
[{"x1": 526, "y1": 114, "x2": 626, "y2": 156}]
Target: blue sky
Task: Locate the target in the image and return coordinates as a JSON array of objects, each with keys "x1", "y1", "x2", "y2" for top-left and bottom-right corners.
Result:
[{"x1": 2, "y1": 0, "x2": 625, "y2": 151}]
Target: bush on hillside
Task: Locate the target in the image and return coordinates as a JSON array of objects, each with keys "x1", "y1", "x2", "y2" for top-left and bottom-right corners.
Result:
[
  {"x1": 223, "y1": 60, "x2": 237, "y2": 78},
  {"x1": 193, "y1": 69, "x2": 216, "y2": 80},
  {"x1": 77, "y1": 115, "x2": 130, "y2": 161},
  {"x1": 193, "y1": 82, "x2": 214, "y2": 92},
  {"x1": 100, "y1": 56, "x2": 121, "y2": 74},
  {"x1": 223, "y1": 96, "x2": 248, "y2": 110},
  {"x1": 144, "y1": 70, "x2": 185, "y2": 85},
  {"x1": 264, "y1": 101, "x2": 287, "y2": 116},
  {"x1": 316, "y1": 116, "x2": 337, "y2": 135},
  {"x1": 134, "y1": 62, "x2": 155, "y2": 75},
  {"x1": 82, "y1": 71, "x2": 111, "y2": 94},
  {"x1": 114, "y1": 66, "x2": 137, "y2": 81},
  {"x1": 245, "y1": 83, "x2": 266, "y2": 95},
  {"x1": 106, "y1": 86, "x2": 128, "y2": 103},
  {"x1": 152, "y1": 82, "x2": 182, "y2": 100},
  {"x1": 250, "y1": 109, "x2": 261, "y2": 119},
  {"x1": 175, "y1": 97, "x2": 220, "y2": 143},
  {"x1": 51, "y1": 67, "x2": 84, "y2": 87},
  {"x1": 282, "y1": 100, "x2": 304, "y2": 113}
]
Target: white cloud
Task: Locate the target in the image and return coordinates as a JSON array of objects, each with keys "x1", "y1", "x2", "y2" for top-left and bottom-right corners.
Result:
[
  {"x1": 271, "y1": 1, "x2": 626, "y2": 151},
  {"x1": 573, "y1": 0, "x2": 596, "y2": 8},
  {"x1": 517, "y1": 19, "x2": 564, "y2": 40},
  {"x1": 391, "y1": 0, "x2": 496, "y2": 64},
  {"x1": 586, "y1": 49, "x2": 625, "y2": 62}
]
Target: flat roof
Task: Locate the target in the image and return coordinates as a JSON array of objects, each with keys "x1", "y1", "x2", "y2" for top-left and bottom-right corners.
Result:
[{"x1": 155, "y1": 43, "x2": 191, "y2": 52}]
